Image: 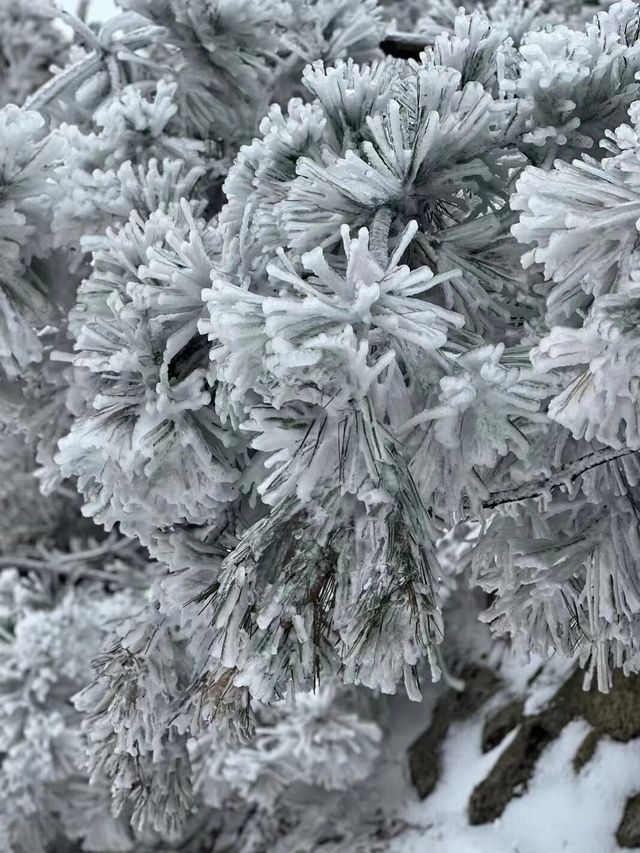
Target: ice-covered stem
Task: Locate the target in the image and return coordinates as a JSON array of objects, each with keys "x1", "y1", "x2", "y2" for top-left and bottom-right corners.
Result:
[
  {"x1": 483, "y1": 446, "x2": 636, "y2": 509},
  {"x1": 0, "y1": 536, "x2": 145, "y2": 584},
  {"x1": 24, "y1": 10, "x2": 163, "y2": 113},
  {"x1": 370, "y1": 205, "x2": 393, "y2": 266}
]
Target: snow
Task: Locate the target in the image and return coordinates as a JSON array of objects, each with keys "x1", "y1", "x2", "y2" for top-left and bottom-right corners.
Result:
[
  {"x1": 363, "y1": 655, "x2": 640, "y2": 853},
  {"x1": 392, "y1": 720, "x2": 640, "y2": 853}
]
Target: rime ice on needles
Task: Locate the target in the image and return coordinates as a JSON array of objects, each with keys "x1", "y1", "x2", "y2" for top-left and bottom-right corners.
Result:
[
  {"x1": 504, "y1": 3, "x2": 640, "y2": 161},
  {"x1": 8, "y1": 0, "x2": 640, "y2": 848},
  {"x1": 282, "y1": 0, "x2": 385, "y2": 70},
  {"x1": 516, "y1": 99, "x2": 640, "y2": 447},
  {"x1": 0, "y1": 0, "x2": 69, "y2": 109},
  {"x1": 119, "y1": 0, "x2": 291, "y2": 142},
  {"x1": 281, "y1": 66, "x2": 505, "y2": 253},
  {"x1": 199, "y1": 223, "x2": 461, "y2": 700},
  {"x1": 0, "y1": 107, "x2": 64, "y2": 376},
  {"x1": 463, "y1": 486, "x2": 640, "y2": 692},
  {"x1": 534, "y1": 291, "x2": 640, "y2": 450},
  {"x1": 0, "y1": 571, "x2": 137, "y2": 853},
  {"x1": 191, "y1": 683, "x2": 382, "y2": 811},
  {"x1": 512, "y1": 99, "x2": 640, "y2": 319},
  {"x1": 73, "y1": 602, "x2": 197, "y2": 840},
  {"x1": 57, "y1": 204, "x2": 240, "y2": 544},
  {"x1": 404, "y1": 343, "x2": 551, "y2": 521}
]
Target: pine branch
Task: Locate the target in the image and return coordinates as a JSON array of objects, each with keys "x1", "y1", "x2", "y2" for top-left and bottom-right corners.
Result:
[
  {"x1": 380, "y1": 31, "x2": 430, "y2": 60},
  {"x1": 483, "y1": 446, "x2": 637, "y2": 509}
]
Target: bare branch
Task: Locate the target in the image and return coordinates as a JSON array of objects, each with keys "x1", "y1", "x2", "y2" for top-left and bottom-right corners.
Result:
[{"x1": 381, "y1": 31, "x2": 431, "y2": 60}]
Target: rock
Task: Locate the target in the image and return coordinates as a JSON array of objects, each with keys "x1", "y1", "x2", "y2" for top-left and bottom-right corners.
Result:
[
  {"x1": 409, "y1": 665, "x2": 500, "y2": 799},
  {"x1": 481, "y1": 699, "x2": 524, "y2": 753},
  {"x1": 410, "y1": 663, "x2": 640, "y2": 835},
  {"x1": 573, "y1": 730, "x2": 601, "y2": 773},
  {"x1": 470, "y1": 711, "x2": 571, "y2": 824},
  {"x1": 581, "y1": 670, "x2": 640, "y2": 742},
  {"x1": 469, "y1": 669, "x2": 640, "y2": 826},
  {"x1": 617, "y1": 793, "x2": 640, "y2": 848}
]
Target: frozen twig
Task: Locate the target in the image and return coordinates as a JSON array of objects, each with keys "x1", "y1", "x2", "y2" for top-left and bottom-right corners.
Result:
[{"x1": 484, "y1": 446, "x2": 636, "y2": 509}]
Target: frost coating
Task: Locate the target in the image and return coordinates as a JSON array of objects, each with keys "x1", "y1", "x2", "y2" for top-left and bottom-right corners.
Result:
[{"x1": 5, "y1": 0, "x2": 640, "y2": 847}]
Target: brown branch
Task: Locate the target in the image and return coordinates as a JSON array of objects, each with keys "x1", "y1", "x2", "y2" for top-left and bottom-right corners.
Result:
[
  {"x1": 483, "y1": 446, "x2": 637, "y2": 509},
  {"x1": 381, "y1": 31, "x2": 431, "y2": 60}
]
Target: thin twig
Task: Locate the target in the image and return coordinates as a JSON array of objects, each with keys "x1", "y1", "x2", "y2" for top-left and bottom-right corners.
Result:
[
  {"x1": 54, "y1": 536, "x2": 134, "y2": 564},
  {"x1": 381, "y1": 31, "x2": 431, "y2": 60},
  {"x1": 76, "y1": 0, "x2": 90, "y2": 22},
  {"x1": 0, "y1": 556, "x2": 54, "y2": 572},
  {"x1": 483, "y1": 446, "x2": 636, "y2": 509},
  {"x1": 0, "y1": 536, "x2": 143, "y2": 584},
  {"x1": 0, "y1": 556, "x2": 132, "y2": 585}
]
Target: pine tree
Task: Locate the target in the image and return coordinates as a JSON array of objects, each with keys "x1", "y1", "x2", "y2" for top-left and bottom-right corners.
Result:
[{"x1": 4, "y1": 0, "x2": 640, "y2": 849}]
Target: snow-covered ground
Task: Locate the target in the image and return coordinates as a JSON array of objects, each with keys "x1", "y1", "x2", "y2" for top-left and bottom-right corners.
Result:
[
  {"x1": 392, "y1": 712, "x2": 640, "y2": 852},
  {"x1": 367, "y1": 654, "x2": 640, "y2": 853}
]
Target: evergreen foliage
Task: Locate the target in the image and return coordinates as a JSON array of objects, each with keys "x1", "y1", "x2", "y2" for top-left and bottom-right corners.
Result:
[{"x1": 3, "y1": 0, "x2": 640, "y2": 848}]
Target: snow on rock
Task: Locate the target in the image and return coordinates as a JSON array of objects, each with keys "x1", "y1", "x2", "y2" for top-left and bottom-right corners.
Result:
[{"x1": 370, "y1": 654, "x2": 640, "y2": 853}]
